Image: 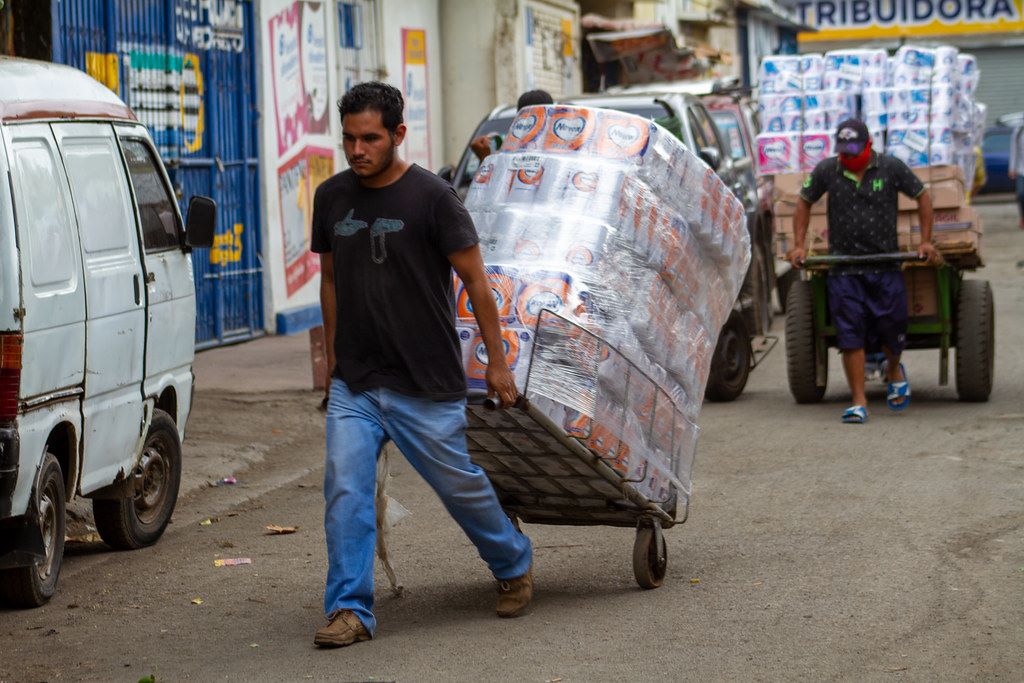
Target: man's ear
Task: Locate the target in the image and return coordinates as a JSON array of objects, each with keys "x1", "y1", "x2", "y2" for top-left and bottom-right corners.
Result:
[{"x1": 392, "y1": 123, "x2": 408, "y2": 147}]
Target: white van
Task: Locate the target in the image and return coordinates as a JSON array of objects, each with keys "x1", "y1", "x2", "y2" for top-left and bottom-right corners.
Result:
[{"x1": 0, "y1": 58, "x2": 215, "y2": 607}]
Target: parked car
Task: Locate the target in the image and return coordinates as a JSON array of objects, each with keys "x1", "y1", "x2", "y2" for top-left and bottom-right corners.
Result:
[
  {"x1": 440, "y1": 90, "x2": 770, "y2": 401},
  {"x1": 979, "y1": 124, "x2": 1014, "y2": 194},
  {"x1": 0, "y1": 58, "x2": 216, "y2": 607}
]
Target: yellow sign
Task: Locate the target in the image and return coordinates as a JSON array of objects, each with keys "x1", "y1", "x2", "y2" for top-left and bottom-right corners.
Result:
[
  {"x1": 85, "y1": 51, "x2": 119, "y2": 92},
  {"x1": 210, "y1": 223, "x2": 243, "y2": 265},
  {"x1": 798, "y1": 0, "x2": 1024, "y2": 41},
  {"x1": 180, "y1": 53, "x2": 205, "y2": 154},
  {"x1": 561, "y1": 18, "x2": 574, "y2": 58},
  {"x1": 404, "y1": 29, "x2": 426, "y2": 65}
]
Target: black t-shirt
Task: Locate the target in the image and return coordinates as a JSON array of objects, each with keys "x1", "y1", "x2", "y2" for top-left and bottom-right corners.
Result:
[
  {"x1": 310, "y1": 164, "x2": 479, "y2": 400},
  {"x1": 800, "y1": 153, "x2": 925, "y2": 272}
]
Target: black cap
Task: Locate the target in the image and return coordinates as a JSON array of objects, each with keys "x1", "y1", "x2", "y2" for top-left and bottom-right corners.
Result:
[
  {"x1": 835, "y1": 119, "x2": 870, "y2": 155},
  {"x1": 516, "y1": 89, "x2": 554, "y2": 110}
]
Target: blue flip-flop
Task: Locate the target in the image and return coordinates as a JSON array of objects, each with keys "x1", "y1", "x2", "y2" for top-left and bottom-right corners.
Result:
[
  {"x1": 842, "y1": 405, "x2": 868, "y2": 424},
  {"x1": 886, "y1": 363, "x2": 911, "y2": 412}
]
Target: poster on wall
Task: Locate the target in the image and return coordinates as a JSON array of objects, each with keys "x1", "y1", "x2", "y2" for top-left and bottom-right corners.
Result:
[
  {"x1": 401, "y1": 28, "x2": 431, "y2": 169},
  {"x1": 278, "y1": 146, "x2": 334, "y2": 296},
  {"x1": 300, "y1": 2, "x2": 330, "y2": 135},
  {"x1": 269, "y1": 4, "x2": 305, "y2": 155}
]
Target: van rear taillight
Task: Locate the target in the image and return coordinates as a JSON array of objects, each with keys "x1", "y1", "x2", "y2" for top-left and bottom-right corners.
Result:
[{"x1": 0, "y1": 333, "x2": 22, "y2": 423}]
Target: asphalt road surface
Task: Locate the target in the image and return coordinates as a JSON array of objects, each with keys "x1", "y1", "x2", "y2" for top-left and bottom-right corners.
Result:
[{"x1": 1, "y1": 202, "x2": 1022, "y2": 682}]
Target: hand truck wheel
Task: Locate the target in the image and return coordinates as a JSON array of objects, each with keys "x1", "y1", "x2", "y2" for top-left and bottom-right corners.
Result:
[{"x1": 633, "y1": 521, "x2": 667, "y2": 589}]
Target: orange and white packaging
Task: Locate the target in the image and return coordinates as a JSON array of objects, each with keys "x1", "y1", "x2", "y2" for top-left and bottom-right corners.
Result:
[
  {"x1": 501, "y1": 105, "x2": 548, "y2": 152},
  {"x1": 543, "y1": 107, "x2": 597, "y2": 154}
]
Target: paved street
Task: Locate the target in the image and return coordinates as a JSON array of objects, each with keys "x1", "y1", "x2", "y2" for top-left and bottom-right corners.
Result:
[{"x1": 1, "y1": 201, "x2": 1022, "y2": 682}]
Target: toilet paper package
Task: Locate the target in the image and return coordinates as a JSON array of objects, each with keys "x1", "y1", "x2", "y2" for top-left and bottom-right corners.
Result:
[
  {"x1": 461, "y1": 104, "x2": 751, "y2": 502},
  {"x1": 800, "y1": 132, "x2": 833, "y2": 172},
  {"x1": 759, "y1": 55, "x2": 803, "y2": 93},
  {"x1": 757, "y1": 133, "x2": 801, "y2": 175},
  {"x1": 803, "y1": 109, "x2": 828, "y2": 131},
  {"x1": 800, "y1": 53, "x2": 825, "y2": 90}
]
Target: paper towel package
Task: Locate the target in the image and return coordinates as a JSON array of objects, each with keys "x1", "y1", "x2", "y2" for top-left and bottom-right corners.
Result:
[{"x1": 461, "y1": 104, "x2": 750, "y2": 501}]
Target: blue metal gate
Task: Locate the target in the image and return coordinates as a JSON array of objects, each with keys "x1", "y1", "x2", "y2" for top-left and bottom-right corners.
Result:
[{"x1": 52, "y1": 0, "x2": 264, "y2": 348}]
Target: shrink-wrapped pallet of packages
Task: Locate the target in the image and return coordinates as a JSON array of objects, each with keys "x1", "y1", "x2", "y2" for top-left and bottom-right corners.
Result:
[{"x1": 456, "y1": 105, "x2": 750, "y2": 502}]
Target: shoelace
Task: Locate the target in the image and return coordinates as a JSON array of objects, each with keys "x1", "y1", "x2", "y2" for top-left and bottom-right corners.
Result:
[{"x1": 499, "y1": 580, "x2": 511, "y2": 592}]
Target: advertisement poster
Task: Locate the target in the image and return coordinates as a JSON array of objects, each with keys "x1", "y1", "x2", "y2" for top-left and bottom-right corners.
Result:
[
  {"x1": 300, "y1": 2, "x2": 329, "y2": 135},
  {"x1": 268, "y1": 4, "x2": 305, "y2": 155},
  {"x1": 401, "y1": 28, "x2": 431, "y2": 168},
  {"x1": 278, "y1": 146, "x2": 334, "y2": 296}
]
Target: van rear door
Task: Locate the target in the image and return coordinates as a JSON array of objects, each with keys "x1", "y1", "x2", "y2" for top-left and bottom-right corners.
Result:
[{"x1": 4, "y1": 125, "x2": 86, "y2": 399}]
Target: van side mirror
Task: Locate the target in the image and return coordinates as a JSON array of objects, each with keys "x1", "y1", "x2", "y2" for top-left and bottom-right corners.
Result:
[
  {"x1": 185, "y1": 195, "x2": 216, "y2": 249},
  {"x1": 699, "y1": 146, "x2": 722, "y2": 171},
  {"x1": 437, "y1": 165, "x2": 455, "y2": 183}
]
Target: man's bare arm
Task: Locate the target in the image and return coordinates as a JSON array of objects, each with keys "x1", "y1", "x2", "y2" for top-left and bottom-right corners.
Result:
[
  {"x1": 448, "y1": 244, "x2": 517, "y2": 407},
  {"x1": 319, "y1": 254, "x2": 337, "y2": 394},
  {"x1": 790, "y1": 198, "x2": 811, "y2": 267},
  {"x1": 915, "y1": 191, "x2": 938, "y2": 263}
]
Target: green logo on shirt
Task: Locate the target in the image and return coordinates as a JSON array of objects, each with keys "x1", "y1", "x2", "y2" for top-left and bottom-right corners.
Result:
[
  {"x1": 802, "y1": 177, "x2": 811, "y2": 188},
  {"x1": 872, "y1": 178, "x2": 884, "y2": 191}
]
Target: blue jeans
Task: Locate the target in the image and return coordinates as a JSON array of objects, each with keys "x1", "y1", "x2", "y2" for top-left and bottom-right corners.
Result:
[
  {"x1": 1016, "y1": 175, "x2": 1024, "y2": 219},
  {"x1": 323, "y1": 378, "x2": 532, "y2": 635}
]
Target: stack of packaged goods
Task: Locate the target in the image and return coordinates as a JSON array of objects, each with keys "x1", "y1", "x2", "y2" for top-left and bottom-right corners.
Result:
[
  {"x1": 457, "y1": 104, "x2": 751, "y2": 502},
  {"x1": 760, "y1": 44, "x2": 984, "y2": 263}
]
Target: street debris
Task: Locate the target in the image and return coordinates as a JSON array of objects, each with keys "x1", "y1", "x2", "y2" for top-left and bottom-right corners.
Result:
[
  {"x1": 690, "y1": 578, "x2": 701, "y2": 585},
  {"x1": 138, "y1": 675, "x2": 156, "y2": 683},
  {"x1": 215, "y1": 476, "x2": 238, "y2": 486},
  {"x1": 199, "y1": 518, "x2": 218, "y2": 526},
  {"x1": 265, "y1": 524, "x2": 298, "y2": 535},
  {"x1": 214, "y1": 557, "x2": 252, "y2": 567},
  {"x1": 191, "y1": 598, "x2": 204, "y2": 605},
  {"x1": 885, "y1": 666, "x2": 909, "y2": 673},
  {"x1": 65, "y1": 532, "x2": 102, "y2": 544}
]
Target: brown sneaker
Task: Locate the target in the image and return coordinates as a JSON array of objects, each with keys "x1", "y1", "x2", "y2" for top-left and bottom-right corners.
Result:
[
  {"x1": 496, "y1": 564, "x2": 533, "y2": 618},
  {"x1": 314, "y1": 609, "x2": 371, "y2": 648}
]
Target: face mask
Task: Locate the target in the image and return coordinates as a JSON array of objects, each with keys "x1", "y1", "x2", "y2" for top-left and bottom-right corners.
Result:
[{"x1": 839, "y1": 141, "x2": 872, "y2": 172}]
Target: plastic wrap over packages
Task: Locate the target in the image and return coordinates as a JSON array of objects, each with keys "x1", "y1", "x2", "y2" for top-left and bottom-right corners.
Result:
[
  {"x1": 460, "y1": 105, "x2": 750, "y2": 499},
  {"x1": 759, "y1": 55, "x2": 803, "y2": 93}
]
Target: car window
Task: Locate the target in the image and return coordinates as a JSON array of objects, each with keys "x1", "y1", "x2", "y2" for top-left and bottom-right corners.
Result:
[
  {"x1": 121, "y1": 139, "x2": 181, "y2": 252},
  {"x1": 982, "y1": 132, "x2": 1008, "y2": 154},
  {"x1": 711, "y1": 111, "x2": 747, "y2": 160},
  {"x1": 690, "y1": 105, "x2": 723, "y2": 153},
  {"x1": 687, "y1": 109, "x2": 710, "y2": 149}
]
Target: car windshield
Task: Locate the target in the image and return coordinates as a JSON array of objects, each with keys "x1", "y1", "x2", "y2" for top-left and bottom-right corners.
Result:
[{"x1": 711, "y1": 111, "x2": 746, "y2": 160}]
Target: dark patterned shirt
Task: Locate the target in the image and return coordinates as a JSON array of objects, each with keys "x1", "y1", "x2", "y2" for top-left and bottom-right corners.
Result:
[{"x1": 800, "y1": 152, "x2": 925, "y2": 272}]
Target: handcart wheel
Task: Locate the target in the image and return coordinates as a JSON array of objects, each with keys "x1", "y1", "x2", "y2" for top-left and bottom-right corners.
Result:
[{"x1": 632, "y1": 523, "x2": 667, "y2": 589}]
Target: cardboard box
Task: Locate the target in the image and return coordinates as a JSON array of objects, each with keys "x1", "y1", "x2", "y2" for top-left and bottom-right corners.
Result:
[
  {"x1": 773, "y1": 213, "x2": 828, "y2": 258},
  {"x1": 903, "y1": 267, "x2": 938, "y2": 318},
  {"x1": 772, "y1": 172, "x2": 826, "y2": 217},
  {"x1": 913, "y1": 165, "x2": 965, "y2": 184},
  {"x1": 898, "y1": 177, "x2": 966, "y2": 211}
]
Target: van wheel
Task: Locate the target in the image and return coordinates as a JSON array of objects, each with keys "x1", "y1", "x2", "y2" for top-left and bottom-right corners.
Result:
[
  {"x1": 0, "y1": 452, "x2": 66, "y2": 607},
  {"x1": 94, "y1": 410, "x2": 181, "y2": 549},
  {"x1": 706, "y1": 312, "x2": 752, "y2": 402}
]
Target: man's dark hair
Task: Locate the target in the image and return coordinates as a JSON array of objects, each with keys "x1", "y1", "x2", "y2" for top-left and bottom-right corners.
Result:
[
  {"x1": 516, "y1": 89, "x2": 554, "y2": 110},
  {"x1": 337, "y1": 82, "x2": 405, "y2": 133}
]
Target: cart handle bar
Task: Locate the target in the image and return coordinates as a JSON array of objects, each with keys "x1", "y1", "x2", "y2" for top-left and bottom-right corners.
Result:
[{"x1": 802, "y1": 252, "x2": 926, "y2": 267}]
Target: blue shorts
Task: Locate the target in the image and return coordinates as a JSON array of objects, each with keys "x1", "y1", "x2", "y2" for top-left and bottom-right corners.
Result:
[{"x1": 827, "y1": 271, "x2": 908, "y2": 354}]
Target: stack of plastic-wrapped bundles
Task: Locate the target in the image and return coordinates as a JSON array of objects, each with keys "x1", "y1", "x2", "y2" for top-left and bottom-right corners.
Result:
[
  {"x1": 458, "y1": 104, "x2": 751, "y2": 502},
  {"x1": 885, "y1": 45, "x2": 983, "y2": 180},
  {"x1": 755, "y1": 45, "x2": 984, "y2": 182}
]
